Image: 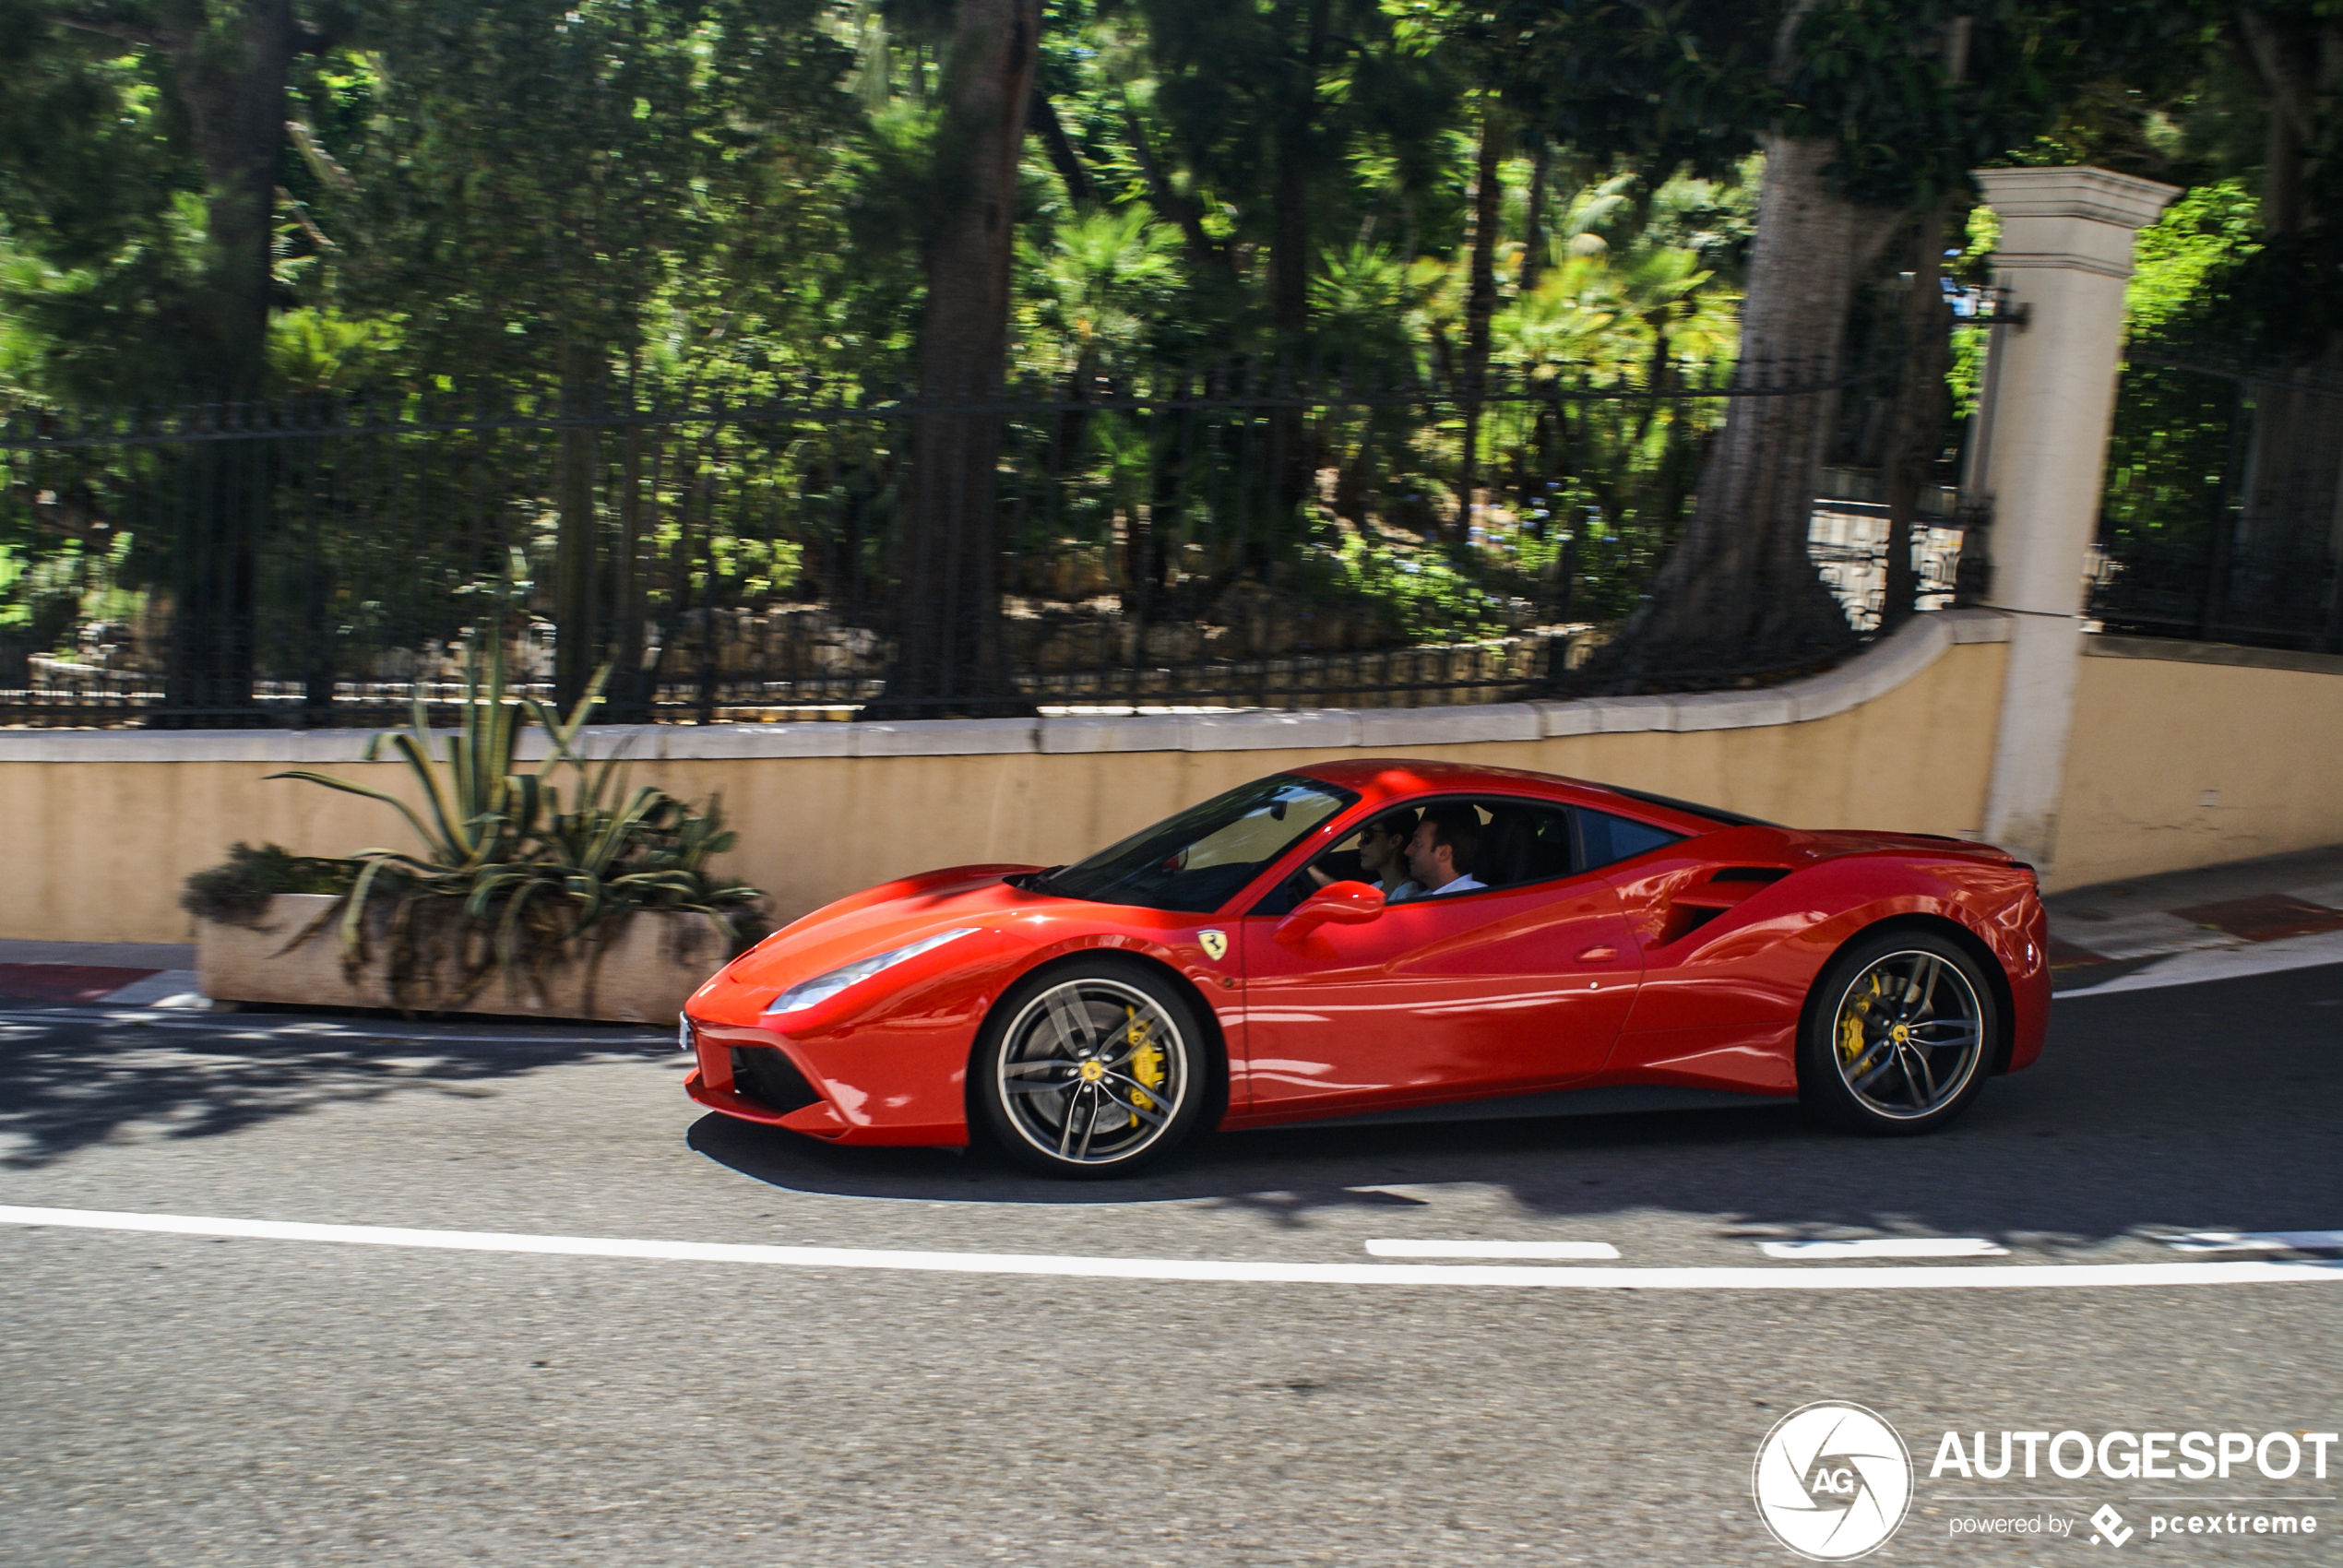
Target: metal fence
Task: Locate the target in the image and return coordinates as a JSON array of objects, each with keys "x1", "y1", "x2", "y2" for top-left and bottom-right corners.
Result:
[
  {"x1": 2093, "y1": 350, "x2": 2343, "y2": 652},
  {"x1": 1, "y1": 363, "x2": 1968, "y2": 727}
]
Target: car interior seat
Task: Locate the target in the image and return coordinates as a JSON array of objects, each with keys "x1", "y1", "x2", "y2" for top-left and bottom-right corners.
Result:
[
  {"x1": 1476, "y1": 809, "x2": 1536, "y2": 888},
  {"x1": 1476, "y1": 806, "x2": 1576, "y2": 889}
]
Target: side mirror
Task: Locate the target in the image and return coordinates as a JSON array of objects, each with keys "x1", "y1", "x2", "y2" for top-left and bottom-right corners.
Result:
[{"x1": 1276, "y1": 880, "x2": 1386, "y2": 944}]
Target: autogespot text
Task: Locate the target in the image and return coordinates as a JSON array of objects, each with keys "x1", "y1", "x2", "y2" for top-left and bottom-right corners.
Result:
[{"x1": 1930, "y1": 1428, "x2": 2337, "y2": 1481}]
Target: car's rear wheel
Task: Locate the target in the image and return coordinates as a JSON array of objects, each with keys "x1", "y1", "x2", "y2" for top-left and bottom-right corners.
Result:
[
  {"x1": 976, "y1": 960, "x2": 1208, "y2": 1177},
  {"x1": 1799, "y1": 930, "x2": 1996, "y2": 1135}
]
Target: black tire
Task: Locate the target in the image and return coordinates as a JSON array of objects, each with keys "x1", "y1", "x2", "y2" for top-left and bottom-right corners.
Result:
[
  {"x1": 1798, "y1": 928, "x2": 1998, "y2": 1135},
  {"x1": 973, "y1": 958, "x2": 1211, "y2": 1178}
]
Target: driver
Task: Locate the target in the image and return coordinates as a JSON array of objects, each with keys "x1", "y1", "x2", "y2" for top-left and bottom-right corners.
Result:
[
  {"x1": 1359, "y1": 810, "x2": 1424, "y2": 904},
  {"x1": 1306, "y1": 809, "x2": 1422, "y2": 903},
  {"x1": 1407, "y1": 804, "x2": 1486, "y2": 897}
]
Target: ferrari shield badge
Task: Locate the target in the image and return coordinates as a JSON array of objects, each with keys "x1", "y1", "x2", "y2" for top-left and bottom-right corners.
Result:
[{"x1": 1198, "y1": 929, "x2": 1229, "y2": 963}]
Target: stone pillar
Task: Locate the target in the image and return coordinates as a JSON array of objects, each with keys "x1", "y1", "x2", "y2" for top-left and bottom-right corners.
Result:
[{"x1": 1972, "y1": 167, "x2": 2177, "y2": 873}]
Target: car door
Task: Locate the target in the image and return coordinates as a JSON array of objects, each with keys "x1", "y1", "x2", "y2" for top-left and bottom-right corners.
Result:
[{"x1": 1235, "y1": 798, "x2": 1644, "y2": 1122}]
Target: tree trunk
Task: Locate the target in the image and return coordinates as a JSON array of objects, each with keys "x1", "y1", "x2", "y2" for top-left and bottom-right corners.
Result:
[
  {"x1": 172, "y1": 1, "x2": 301, "y2": 398},
  {"x1": 1593, "y1": 134, "x2": 1888, "y2": 681},
  {"x1": 864, "y1": 0, "x2": 1041, "y2": 719},
  {"x1": 1267, "y1": 0, "x2": 1330, "y2": 353},
  {"x1": 1459, "y1": 95, "x2": 1505, "y2": 540},
  {"x1": 1257, "y1": 0, "x2": 1330, "y2": 557},
  {"x1": 1029, "y1": 85, "x2": 1095, "y2": 208},
  {"x1": 553, "y1": 345, "x2": 602, "y2": 713},
  {"x1": 1518, "y1": 137, "x2": 1550, "y2": 296},
  {"x1": 1120, "y1": 96, "x2": 1229, "y2": 279},
  {"x1": 144, "y1": 1, "x2": 301, "y2": 722},
  {"x1": 2230, "y1": 1, "x2": 2343, "y2": 620},
  {"x1": 1879, "y1": 204, "x2": 1954, "y2": 631}
]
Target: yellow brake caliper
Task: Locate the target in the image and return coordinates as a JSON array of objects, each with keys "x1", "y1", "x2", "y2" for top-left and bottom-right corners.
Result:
[
  {"x1": 1838, "y1": 974, "x2": 1881, "y2": 1063},
  {"x1": 1125, "y1": 1005, "x2": 1165, "y2": 1126}
]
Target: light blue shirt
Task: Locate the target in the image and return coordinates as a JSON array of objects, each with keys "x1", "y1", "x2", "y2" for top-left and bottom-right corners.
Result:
[{"x1": 1423, "y1": 874, "x2": 1486, "y2": 897}]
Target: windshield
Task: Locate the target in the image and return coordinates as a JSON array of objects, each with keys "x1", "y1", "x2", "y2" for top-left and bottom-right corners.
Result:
[{"x1": 1043, "y1": 775, "x2": 1359, "y2": 913}]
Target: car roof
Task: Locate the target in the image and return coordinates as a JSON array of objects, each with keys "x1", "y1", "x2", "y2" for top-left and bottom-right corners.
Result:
[{"x1": 1283, "y1": 757, "x2": 1767, "y2": 834}]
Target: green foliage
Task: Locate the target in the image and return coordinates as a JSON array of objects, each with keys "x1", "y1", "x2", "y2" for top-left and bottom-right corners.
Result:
[
  {"x1": 2100, "y1": 179, "x2": 2264, "y2": 548},
  {"x1": 2127, "y1": 180, "x2": 2262, "y2": 334},
  {"x1": 179, "y1": 842, "x2": 357, "y2": 930},
  {"x1": 316, "y1": 0, "x2": 858, "y2": 401},
  {"x1": 0, "y1": 0, "x2": 2246, "y2": 684},
  {"x1": 1020, "y1": 206, "x2": 1185, "y2": 376},
  {"x1": 0, "y1": 7, "x2": 213, "y2": 401},
  {"x1": 1493, "y1": 1, "x2": 2192, "y2": 213}
]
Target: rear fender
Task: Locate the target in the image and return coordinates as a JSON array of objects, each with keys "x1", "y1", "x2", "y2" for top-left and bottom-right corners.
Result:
[
  {"x1": 1613, "y1": 851, "x2": 2037, "y2": 1056},
  {"x1": 1798, "y1": 913, "x2": 2025, "y2": 1082}
]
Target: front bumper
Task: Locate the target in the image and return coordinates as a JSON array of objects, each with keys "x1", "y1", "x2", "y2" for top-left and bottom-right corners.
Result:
[{"x1": 684, "y1": 1019, "x2": 970, "y2": 1146}]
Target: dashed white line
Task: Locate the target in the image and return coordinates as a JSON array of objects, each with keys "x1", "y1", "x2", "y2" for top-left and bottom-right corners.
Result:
[
  {"x1": 1758, "y1": 1238, "x2": 2010, "y2": 1259},
  {"x1": 2166, "y1": 1229, "x2": 2343, "y2": 1254},
  {"x1": 1365, "y1": 1239, "x2": 1621, "y2": 1260},
  {"x1": 4, "y1": 1206, "x2": 2342, "y2": 1289}
]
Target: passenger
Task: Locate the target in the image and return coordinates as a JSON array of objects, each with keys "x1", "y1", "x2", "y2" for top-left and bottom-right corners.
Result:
[{"x1": 1408, "y1": 804, "x2": 1486, "y2": 897}]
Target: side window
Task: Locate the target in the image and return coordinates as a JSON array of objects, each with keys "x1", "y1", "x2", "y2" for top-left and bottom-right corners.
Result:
[
  {"x1": 1576, "y1": 807, "x2": 1683, "y2": 872},
  {"x1": 1470, "y1": 801, "x2": 1576, "y2": 890},
  {"x1": 1253, "y1": 797, "x2": 1593, "y2": 912},
  {"x1": 1251, "y1": 806, "x2": 1419, "y2": 917}
]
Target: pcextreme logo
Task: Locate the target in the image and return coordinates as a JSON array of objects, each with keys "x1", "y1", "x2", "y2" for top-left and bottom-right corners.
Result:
[{"x1": 1753, "y1": 1401, "x2": 1915, "y2": 1562}]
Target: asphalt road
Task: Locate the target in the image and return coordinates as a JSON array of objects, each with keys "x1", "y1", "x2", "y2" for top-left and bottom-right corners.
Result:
[{"x1": 1, "y1": 963, "x2": 2338, "y2": 1566}]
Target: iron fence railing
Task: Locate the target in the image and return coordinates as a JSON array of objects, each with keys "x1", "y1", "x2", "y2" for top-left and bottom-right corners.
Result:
[
  {"x1": 2093, "y1": 350, "x2": 2343, "y2": 653},
  {"x1": 1, "y1": 362, "x2": 1970, "y2": 726}
]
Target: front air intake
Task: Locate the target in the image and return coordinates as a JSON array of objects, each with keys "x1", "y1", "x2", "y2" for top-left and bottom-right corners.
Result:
[{"x1": 730, "y1": 1046, "x2": 821, "y2": 1115}]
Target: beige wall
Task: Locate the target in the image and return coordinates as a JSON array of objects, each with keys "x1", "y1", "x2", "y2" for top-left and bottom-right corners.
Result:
[
  {"x1": 2052, "y1": 648, "x2": 2343, "y2": 889},
  {"x1": 0, "y1": 642, "x2": 2006, "y2": 944},
  {"x1": 14, "y1": 617, "x2": 2335, "y2": 944}
]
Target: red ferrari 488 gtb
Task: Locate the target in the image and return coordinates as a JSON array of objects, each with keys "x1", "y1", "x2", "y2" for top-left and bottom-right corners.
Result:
[{"x1": 682, "y1": 760, "x2": 2048, "y2": 1176}]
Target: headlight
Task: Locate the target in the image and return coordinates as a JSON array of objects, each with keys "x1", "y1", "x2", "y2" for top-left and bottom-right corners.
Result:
[{"x1": 764, "y1": 928, "x2": 980, "y2": 1016}]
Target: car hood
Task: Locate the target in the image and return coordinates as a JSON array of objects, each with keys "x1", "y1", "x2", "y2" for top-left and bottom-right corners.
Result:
[{"x1": 691, "y1": 864, "x2": 1046, "y2": 1015}]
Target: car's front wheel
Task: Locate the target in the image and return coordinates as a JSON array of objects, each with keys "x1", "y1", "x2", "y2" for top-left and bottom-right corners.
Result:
[
  {"x1": 1799, "y1": 930, "x2": 1997, "y2": 1135},
  {"x1": 975, "y1": 960, "x2": 1209, "y2": 1177}
]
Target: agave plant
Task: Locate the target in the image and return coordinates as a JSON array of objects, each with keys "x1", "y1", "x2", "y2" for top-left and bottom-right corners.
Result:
[
  {"x1": 267, "y1": 633, "x2": 764, "y2": 992},
  {"x1": 267, "y1": 636, "x2": 607, "y2": 949},
  {"x1": 464, "y1": 766, "x2": 766, "y2": 971}
]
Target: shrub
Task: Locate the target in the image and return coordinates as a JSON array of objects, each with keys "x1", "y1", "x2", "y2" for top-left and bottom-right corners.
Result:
[{"x1": 179, "y1": 842, "x2": 356, "y2": 929}]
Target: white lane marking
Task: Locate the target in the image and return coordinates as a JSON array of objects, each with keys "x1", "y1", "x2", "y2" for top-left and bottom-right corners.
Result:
[
  {"x1": 2056, "y1": 928, "x2": 2343, "y2": 997},
  {"x1": 0, "y1": 1008, "x2": 668, "y2": 1047},
  {"x1": 3, "y1": 1206, "x2": 2341, "y2": 1289},
  {"x1": 2167, "y1": 1229, "x2": 2343, "y2": 1254},
  {"x1": 97, "y1": 970, "x2": 207, "y2": 1008},
  {"x1": 1365, "y1": 1239, "x2": 1621, "y2": 1260},
  {"x1": 1758, "y1": 1238, "x2": 2009, "y2": 1259}
]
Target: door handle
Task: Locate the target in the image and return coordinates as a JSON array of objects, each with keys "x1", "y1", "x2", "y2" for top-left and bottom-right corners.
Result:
[{"x1": 1576, "y1": 944, "x2": 1618, "y2": 962}]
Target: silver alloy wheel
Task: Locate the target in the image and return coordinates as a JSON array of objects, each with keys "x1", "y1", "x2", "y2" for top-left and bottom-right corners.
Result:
[
  {"x1": 995, "y1": 977, "x2": 1189, "y2": 1166},
  {"x1": 1828, "y1": 948, "x2": 1987, "y2": 1120}
]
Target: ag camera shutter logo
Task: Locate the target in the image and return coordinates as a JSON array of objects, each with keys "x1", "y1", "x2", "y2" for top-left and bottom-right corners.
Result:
[{"x1": 1753, "y1": 1401, "x2": 1914, "y2": 1561}]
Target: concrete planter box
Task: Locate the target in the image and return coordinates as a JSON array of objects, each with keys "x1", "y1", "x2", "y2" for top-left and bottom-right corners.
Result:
[{"x1": 196, "y1": 893, "x2": 727, "y2": 1024}]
